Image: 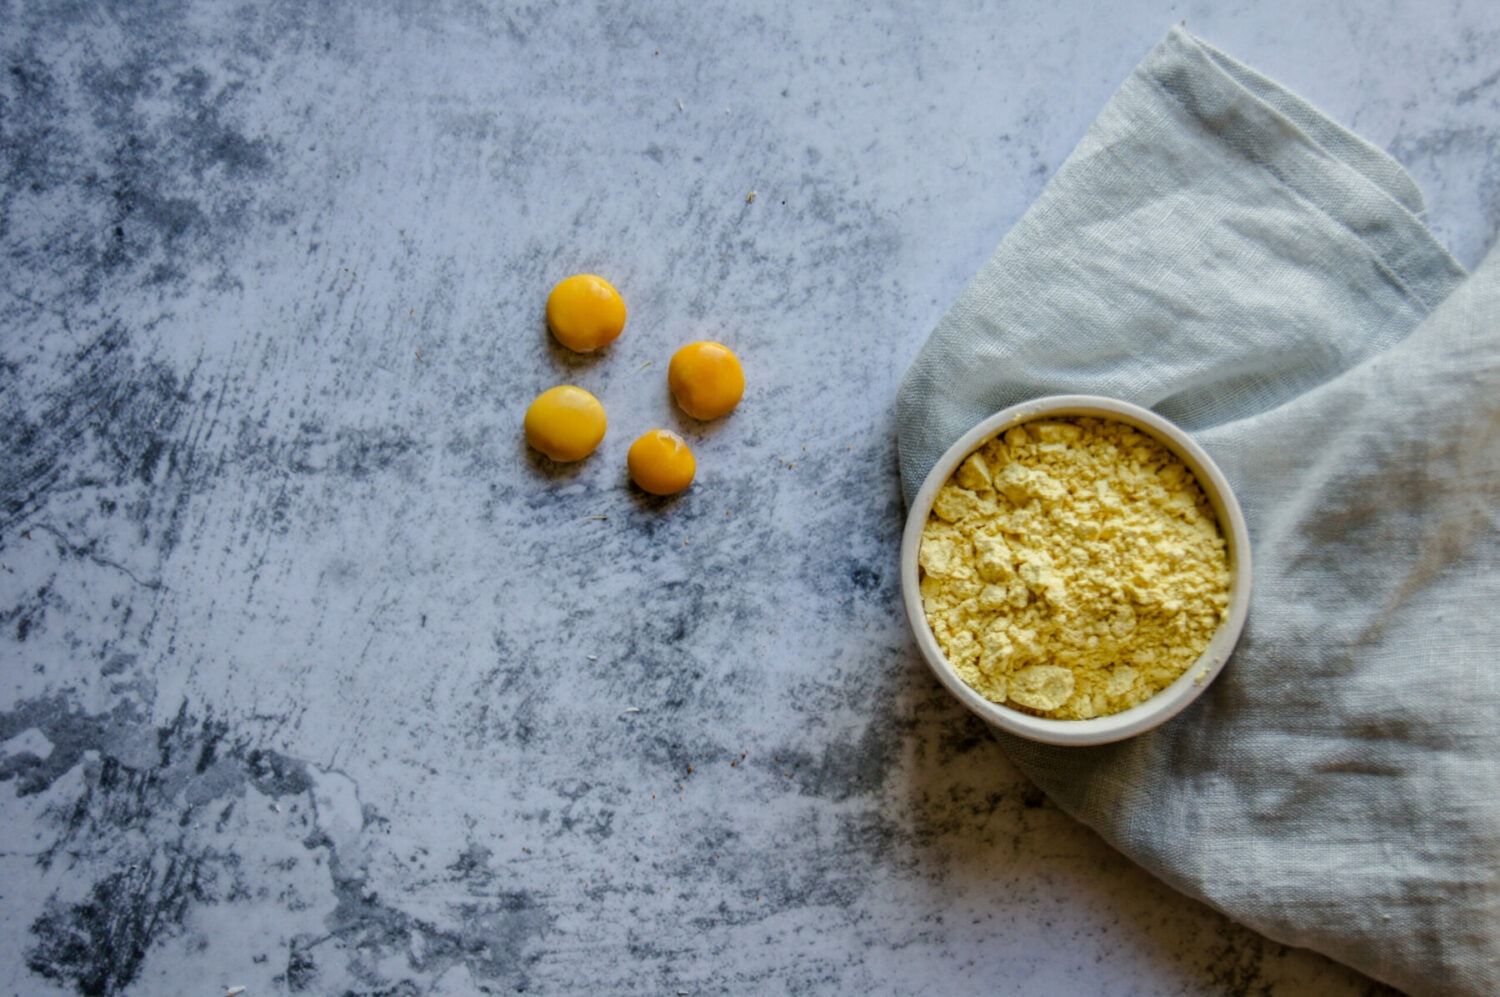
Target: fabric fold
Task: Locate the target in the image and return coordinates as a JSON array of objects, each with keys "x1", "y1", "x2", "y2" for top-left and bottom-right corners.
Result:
[{"x1": 897, "y1": 27, "x2": 1466, "y2": 506}]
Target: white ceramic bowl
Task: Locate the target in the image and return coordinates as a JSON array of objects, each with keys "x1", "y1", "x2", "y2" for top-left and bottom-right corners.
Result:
[{"x1": 901, "y1": 395, "x2": 1251, "y2": 746}]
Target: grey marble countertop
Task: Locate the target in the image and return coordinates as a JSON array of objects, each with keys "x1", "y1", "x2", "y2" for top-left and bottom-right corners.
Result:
[{"x1": 2, "y1": 3, "x2": 1496, "y2": 994}]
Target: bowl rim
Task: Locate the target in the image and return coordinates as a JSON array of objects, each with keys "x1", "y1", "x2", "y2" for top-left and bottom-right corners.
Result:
[{"x1": 901, "y1": 394, "x2": 1252, "y2": 746}]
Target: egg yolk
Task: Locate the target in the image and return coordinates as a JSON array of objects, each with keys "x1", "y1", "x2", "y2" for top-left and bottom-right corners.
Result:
[
  {"x1": 627, "y1": 429, "x2": 696, "y2": 495},
  {"x1": 546, "y1": 274, "x2": 627, "y2": 352},
  {"x1": 524, "y1": 385, "x2": 607, "y2": 462},
  {"x1": 668, "y1": 341, "x2": 744, "y2": 420}
]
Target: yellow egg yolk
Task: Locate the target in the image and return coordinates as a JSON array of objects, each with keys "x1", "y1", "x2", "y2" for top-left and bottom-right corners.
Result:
[
  {"x1": 546, "y1": 274, "x2": 627, "y2": 352},
  {"x1": 627, "y1": 429, "x2": 696, "y2": 495},
  {"x1": 524, "y1": 385, "x2": 607, "y2": 461},
  {"x1": 668, "y1": 341, "x2": 744, "y2": 420}
]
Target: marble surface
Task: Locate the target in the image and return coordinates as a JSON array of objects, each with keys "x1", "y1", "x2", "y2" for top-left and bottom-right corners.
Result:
[{"x1": 2, "y1": 2, "x2": 1496, "y2": 994}]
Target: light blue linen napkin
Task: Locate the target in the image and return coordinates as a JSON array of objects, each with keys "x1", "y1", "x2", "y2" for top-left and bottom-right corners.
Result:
[{"x1": 897, "y1": 27, "x2": 1498, "y2": 996}]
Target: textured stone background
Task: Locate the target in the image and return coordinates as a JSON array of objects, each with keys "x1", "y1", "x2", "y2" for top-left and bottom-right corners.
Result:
[{"x1": 2, "y1": 2, "x2": 1496, "y2": 993}]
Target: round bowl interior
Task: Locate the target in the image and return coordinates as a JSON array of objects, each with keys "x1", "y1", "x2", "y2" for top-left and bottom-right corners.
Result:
[{"x1": 901, "y1": 395, "x2": 1251, "y2": 746}]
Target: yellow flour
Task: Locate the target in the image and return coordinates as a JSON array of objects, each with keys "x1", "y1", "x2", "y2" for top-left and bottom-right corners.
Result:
[{"x1": 918, "y1": 417, "x2": 1230, "y2": 720}]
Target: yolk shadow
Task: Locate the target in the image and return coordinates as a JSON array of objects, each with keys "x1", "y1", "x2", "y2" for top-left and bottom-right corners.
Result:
[
  {"x1": 542, "y1": 320, "x2": 615, "y2": 371},
  {"x1": 520, "y1": 438, "x2": 592, "y2": 479}
]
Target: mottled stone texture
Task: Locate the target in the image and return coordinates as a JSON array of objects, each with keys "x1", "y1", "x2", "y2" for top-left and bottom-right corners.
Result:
[{"x1": 2, "y1": 2, "x2": 1496, "y2": 994}]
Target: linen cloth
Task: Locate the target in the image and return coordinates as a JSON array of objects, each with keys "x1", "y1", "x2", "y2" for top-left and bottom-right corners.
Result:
[{"x1": 896, "y1": 28, "x2": 1498, "y2": 996}]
